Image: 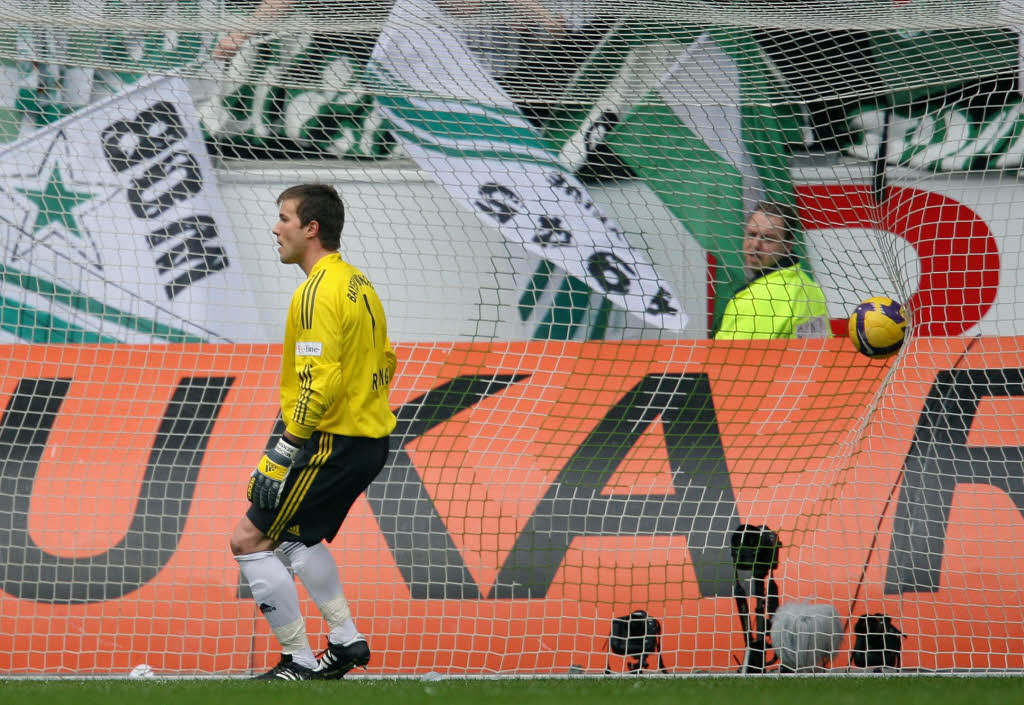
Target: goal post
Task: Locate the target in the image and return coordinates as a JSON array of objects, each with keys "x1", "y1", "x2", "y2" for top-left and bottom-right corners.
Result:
[{"x1": 0, "y1": 0, "x2": 1022, "y2": 676}]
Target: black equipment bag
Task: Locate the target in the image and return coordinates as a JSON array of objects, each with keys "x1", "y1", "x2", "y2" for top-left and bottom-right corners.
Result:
[
  {"x1": 609, "y1": 610, "x2": 661, "y2": 657},
  {"x1": 606, "y1": 610, "x2": 667, "y2": 673},
  {"x1": 851, "y1": 613, "x2": 905, "y2": 670}
]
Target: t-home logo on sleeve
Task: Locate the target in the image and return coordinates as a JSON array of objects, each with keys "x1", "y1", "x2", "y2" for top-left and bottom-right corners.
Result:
[{"x1": 296, "y1": 342, "x2": 323, "y2": 357}]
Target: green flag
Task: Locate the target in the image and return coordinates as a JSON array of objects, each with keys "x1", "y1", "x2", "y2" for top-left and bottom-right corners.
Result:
[{"x1": 552, "y1": 29, "x2": 805, "y2": 332}]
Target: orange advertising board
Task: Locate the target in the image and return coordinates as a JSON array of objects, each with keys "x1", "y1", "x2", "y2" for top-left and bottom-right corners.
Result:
[{"x1": 0, "y1": 337, "x2": 1021, "y2": 674}]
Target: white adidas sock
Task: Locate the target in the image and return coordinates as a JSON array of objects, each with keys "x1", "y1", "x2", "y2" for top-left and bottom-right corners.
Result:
[
  {"x1": 282, "y1": 542, "x2": 360, "y2": 645},
  {"x1": 236, "y1": 550, "x2": 317, "y2": 668}
]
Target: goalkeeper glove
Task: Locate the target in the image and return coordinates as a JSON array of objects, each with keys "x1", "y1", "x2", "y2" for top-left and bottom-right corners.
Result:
[{"x1": 247, "y1": 437, "x2": 301, "y2": 510}]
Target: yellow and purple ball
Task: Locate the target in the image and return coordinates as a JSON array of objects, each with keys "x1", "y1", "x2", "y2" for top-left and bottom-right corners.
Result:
[{"x1": 848, "y1": 296, "x2": 908, "y2": 359}]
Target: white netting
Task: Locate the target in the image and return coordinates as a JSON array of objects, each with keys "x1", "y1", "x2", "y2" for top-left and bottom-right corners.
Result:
[{"x1": 0, "y1": 0, "x2": 1021, "y2": 676}]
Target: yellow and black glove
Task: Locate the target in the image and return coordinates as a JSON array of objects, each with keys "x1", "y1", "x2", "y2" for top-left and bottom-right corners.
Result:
[{"x1": 247, "y1": 437, "x2": 301, "y2": 510}]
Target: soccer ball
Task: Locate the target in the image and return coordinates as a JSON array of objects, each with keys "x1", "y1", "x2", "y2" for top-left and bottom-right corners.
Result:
[
  {"x1": 128, "y1": 663, "x2": 155, "y2": 678},
  {"x1": 848, "y1": 296, "x2": 908, "y2": 359}
]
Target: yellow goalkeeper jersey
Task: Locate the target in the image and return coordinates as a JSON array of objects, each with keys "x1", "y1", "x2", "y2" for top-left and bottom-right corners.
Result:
[{"x1": 280, "y1": 252, "x2": 397, "y2": 439}]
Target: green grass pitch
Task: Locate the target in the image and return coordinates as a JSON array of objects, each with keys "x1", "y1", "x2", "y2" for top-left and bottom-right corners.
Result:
[{"x1": 2, "y1": 676, "x2": 1021, "y2": 705}]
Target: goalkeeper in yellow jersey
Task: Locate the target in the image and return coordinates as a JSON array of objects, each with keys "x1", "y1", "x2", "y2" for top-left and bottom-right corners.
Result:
[
  {"x1": 714, "y1": 201, "x2": 830, "y2": 340},
  {"x1": 230, "y1": 183, "x2": 397, "y2": 681}
]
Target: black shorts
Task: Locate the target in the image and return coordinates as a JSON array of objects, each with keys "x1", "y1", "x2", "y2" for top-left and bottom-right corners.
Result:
[{"x1": 248, "y1": 432, "x2": 389, "y2": 545}]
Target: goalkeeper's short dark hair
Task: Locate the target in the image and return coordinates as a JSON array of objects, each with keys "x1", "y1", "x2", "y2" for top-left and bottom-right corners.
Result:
[{"x1": 277, "y1": 183, "x2": 345, "y2": 250}]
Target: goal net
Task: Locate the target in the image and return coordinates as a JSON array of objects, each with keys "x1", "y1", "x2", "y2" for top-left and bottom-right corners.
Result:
[{"x1": 0, "y1": 0, "x2": 1021, "y2": 676}]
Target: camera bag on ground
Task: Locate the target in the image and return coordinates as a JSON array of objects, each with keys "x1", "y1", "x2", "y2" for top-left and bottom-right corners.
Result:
[
  {"x1": 851, "y1": 613, "x2": 905, "y2": 670},
  {"x1": 605, "y1": 609, "x2": 667, "y2": 673}
]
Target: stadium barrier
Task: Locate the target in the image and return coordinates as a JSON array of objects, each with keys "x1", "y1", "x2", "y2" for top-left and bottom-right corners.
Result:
[{"x1": 1, "y1": 336, "x2": 1021, "y2": 674}]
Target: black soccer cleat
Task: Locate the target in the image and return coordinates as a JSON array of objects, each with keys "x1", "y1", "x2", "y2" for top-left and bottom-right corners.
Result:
[
  {"x1": 252, "y1": 653, "x2": 316, "y2": 681},
  {"x1": 313, "y1": 636, "x2": 371, "y2": 680}
]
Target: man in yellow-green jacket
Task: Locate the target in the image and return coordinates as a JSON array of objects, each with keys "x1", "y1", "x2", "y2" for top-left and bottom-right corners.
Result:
[{"x1": 714, "y1": 201, "x2": 830, "y2": 340}]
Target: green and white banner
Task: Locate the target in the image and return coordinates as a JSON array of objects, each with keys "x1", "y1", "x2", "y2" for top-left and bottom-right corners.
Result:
[
  {"x1": 0, "y1": 0, "x2": 211, "y2": 142},
  {"x1": 552, "y1": 29, "x2": 801, "y2": 332},
  {"x1": 369, "y1": 0, "x2": 686, "y2": 339},
  {"x1": 196, "y1": 32, "x2": 393, "y2": 161},
  {"x1": 0, "y1": 1, "x2": 393, "y2": 160},
  {"x1": 847, "y1": 96, "x2": 1024, "y2": 172},
  {"x1": 0, "y1": 75, "x2": 269, "y2": 343}
]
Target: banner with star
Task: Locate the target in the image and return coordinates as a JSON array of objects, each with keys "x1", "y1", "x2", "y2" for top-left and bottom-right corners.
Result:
[{"x1": 0, "y1": 75, "x2": 270, "y2": 343}]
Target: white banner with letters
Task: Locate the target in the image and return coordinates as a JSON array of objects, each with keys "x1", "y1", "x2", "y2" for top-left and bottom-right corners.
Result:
[
  {"x1": 369, "y1": 0, "x2": 687, "y2": 338},
  {"x1": 0, "y1": 75, "x2": 269, "y2": 343}
]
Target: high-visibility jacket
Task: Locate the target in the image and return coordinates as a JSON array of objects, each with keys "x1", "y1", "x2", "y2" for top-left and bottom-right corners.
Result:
[{"x1": 714, "y1": 260, "x2": 830, "y2": 340}]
